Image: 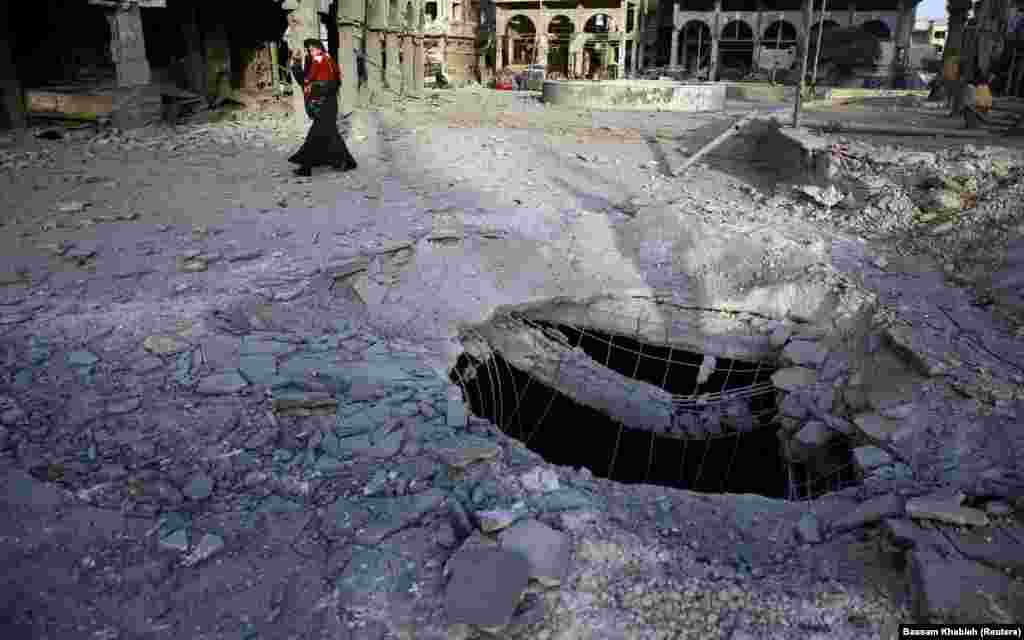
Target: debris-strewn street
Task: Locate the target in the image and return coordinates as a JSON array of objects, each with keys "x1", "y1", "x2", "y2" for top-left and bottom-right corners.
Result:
[{"x1": 2, "y1": 85, "x2": 1024, "y2": 640}]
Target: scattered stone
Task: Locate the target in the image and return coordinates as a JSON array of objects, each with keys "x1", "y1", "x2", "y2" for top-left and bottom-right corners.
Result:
[
  {"x1": 106, "y1": 396, "x2": 142, "y2": 415},
  {"x1": 882, "y1": 518, "x2": 927, "y2": 549},
  {"x1": 179, "y1": 258, "x2": 208, "y2": 273},
  {"x1": 796, "y1": 512, "x2": 822, "y2": 544},
  {"x1": 196, "y1": 370, "x2": 249, "y2": 395},
  {"x1": 985, "y1": 501, "x2": 1012, "y2": 517},
  {"x1": 781, "y1": 340, "x2": 828, "y2": 367},
  {"x1": 183, "y1": 474, "x2": 215, "y2": 501},
  {"x1": 852, "y1": 446, "x2": 893, "y2": 473},
  {"x1": 446, "y1": 391, "x2": 468, "y2": 428},
  {"x1": 770, "y1": 367, "x2": 818, "y2": 391},
  {"x1": 159, "y1": 529, "x2": 190, "y2": 553},
  {"x1": 181, "y1": 533, "x2": 225, "y2": 567},
  {"x1": 349, "y1": 381, "x2": 386, "y2": 402},
  {"x1": 56, "y1": 200, "x2": 87, "y2": 213},
  {"x1": 476, "y1": 509, "x2": 518, "y2": 533},
  {"x1": 829, "y1": 494, "x2": 905, "y2": 532},
  {"x1": 853, "y1": 412, "x2": 899, "y2": 442},
  {"x1": 227, "y1": 249, "x2": 264, "y2": 262},
  {"x1": 498, "y1": 519, "x2": 572, "y2": 587},
  {"x1": 520, "y1": 467, "x2": 560, "y2": 494},
  {"x1": 144, "y1": 335, "x2": 190, "y2": 355},
  {"x1": 132, "y1": 357, "x2": 165, "y2": 375},
  {"x1": 906, "y1": 498, "x2": 989, "y2": 527},
  {"x1": 790, "y1": 421, "x2": 834, "y2": 461},
  {"x1": 908, "y1": 552, "x2": 1019, "y2": 623},
  {"x1": 795, "y1": 184, "x2": 844, "y2": 207},
  {"x1": 432, "y1": 436, "x2": 501, "y2": 470},
  {"x1": 272, "y1": 391, "x2": 338, "y2": 415},
  {"x1": 769, "y1": 324, "x2": 793, "y2": 348},
  {"x1": 444, "y1": 547, "x2": 531, "y2": 628}
]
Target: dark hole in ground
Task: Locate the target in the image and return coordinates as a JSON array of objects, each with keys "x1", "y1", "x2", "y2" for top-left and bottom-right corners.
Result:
[{"x1": 451, "y1": 320, "x2": 857, "y2": 500}]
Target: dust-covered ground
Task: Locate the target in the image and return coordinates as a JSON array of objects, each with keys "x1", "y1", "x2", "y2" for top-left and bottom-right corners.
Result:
[{"x1": 1, "y1": 89, "x2": 1023, "y2": 640}]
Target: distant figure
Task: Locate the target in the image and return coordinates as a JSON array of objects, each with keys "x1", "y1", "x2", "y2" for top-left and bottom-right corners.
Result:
[
  {"x1": 287, "y1": 39, "x2": 358, "y2": 177},
  {"x1": 962, "y1": 71, "x2": 993, "y2": 130}
]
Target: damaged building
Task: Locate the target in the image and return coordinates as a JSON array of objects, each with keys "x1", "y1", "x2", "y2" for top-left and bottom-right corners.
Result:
[
  {"x1": 494, "y1": 0, "x2": 654, "y2": 78},
  {"x1": 647, "y1": 0, "x2": 918, "y2": 83},
  {"x1": 0, "y1": 0, "x2": 485, "y2": 130},
  {"x1": 422, "y1": 0, "x2": 496, "y2": 85}
]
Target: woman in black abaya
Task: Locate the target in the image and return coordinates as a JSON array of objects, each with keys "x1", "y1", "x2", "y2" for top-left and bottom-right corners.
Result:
[{"x1": 288, "y1": 39, "x2": 358, "y2": 177}]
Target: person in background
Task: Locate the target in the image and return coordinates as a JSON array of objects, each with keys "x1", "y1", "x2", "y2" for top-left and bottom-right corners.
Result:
[
  {"x1": 962, "y1": 69, "x2": 993, "y2": 130},
  {"x1": 288, "y1": 39, "x2": 357, "y2": 177}
]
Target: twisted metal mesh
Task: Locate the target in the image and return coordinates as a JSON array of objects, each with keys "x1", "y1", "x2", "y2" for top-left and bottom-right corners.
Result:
[{"x1": 453, "y1": 307, "x2": 856, "y2": 501}]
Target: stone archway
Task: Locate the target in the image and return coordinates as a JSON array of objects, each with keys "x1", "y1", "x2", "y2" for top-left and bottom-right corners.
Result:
[
  {"x1": 762, "y1": 20, "x2": 798, "y2": 49},
  {"x1": 547, "y1": 15, "x2": 575, "y2": 76},
  {"x1": 680, "y1": 20, "x2": 711, "y2": 73},
  {"x1": 507, "y1": 14, "x2": 536, "y2": 65},
  {"x1": 583, "y1": 13, "x2": 612, "y2": 34},
  {"x1": 581, "y1": 13, "x2": 616, "y2": 78},
  {"x1": 719, "y1": 19, "x2": 754, "y2": 76}
]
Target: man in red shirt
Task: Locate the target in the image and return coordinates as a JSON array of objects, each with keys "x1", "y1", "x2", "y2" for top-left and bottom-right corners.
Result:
[{"x1": 288, "y1": 39, "x2": 358, "y2": 177}]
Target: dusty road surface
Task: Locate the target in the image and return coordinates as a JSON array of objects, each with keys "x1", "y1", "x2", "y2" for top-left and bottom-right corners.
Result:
[{"x1": 1, "y1": 89, "x2": 1023, "y2": 640}]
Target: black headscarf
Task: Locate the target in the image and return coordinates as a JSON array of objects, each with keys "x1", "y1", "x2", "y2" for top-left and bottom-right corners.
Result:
[{"x1": 303, "y1": 38, "x2": 325, "y2": 51}]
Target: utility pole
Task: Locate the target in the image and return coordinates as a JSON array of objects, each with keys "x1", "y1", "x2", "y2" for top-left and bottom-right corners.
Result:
[
  {"x1": 810, "y1": 0, "x2": 828, "y2": 86},
  {"x1": 792, "y1": 0, "x2": 815, "y2": 127},
  {"x1": 943, "y1": 0, "x2": 971, "y2": 114}
]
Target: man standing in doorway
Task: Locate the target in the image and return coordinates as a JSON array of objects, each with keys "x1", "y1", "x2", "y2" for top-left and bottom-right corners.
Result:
[{"x1": 288, "y1": 39, "x2": 358, "y2": 177}]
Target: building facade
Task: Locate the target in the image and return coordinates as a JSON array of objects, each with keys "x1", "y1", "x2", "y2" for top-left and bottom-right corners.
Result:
[
  {"x1": 492, "y1": 0, "x2": 654, "y2": 78},
  {"x1": 422, "y1": 0, "x2": 493, "y2": 85},
  {"x1": 912, "y1": 18, "x2": 947, "y2": 53},
  {"x1": 0, "y1": 0, "x2": 433, "y2": 130},
  {"x1": 651, "y1": 0, "x2": 917, "y2": 80}
]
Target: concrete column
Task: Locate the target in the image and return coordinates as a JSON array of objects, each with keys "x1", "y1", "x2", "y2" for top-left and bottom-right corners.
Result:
[
  {"x1": 477, "y1": 47, "x2": 488, "y2": 83},
  {"x1": 637, "y1": 0, "x2": 646, "y2": 70},
  {"x1": 412, "y1": 35, "x2": 425, "y2": 94},
  {"x1": 670, "y1": 28, "x2": 680, "y2": 66},
  {"x1": 402, "y1": 35, "x2": 416, "y2": 92},
  {"x1": 709, "y1": 0, "x2": 721, "y2": 80},
  {"x1": 752, "y1": 4, "x2": 763, "y2": 70},
  {"x1": 890, "y1": 0, "x2": 912, "y2": 84},
  {"x1": 0, "y1": 5, "x2": 26, "y2": 129},
  {"x1": 440, "y1": 35, "x2": 448, "y2": 76},
  {"x1": 338, "y1": 24, "x2": 359, "y2": 112},
  {"x1": 365, "y1": 31, "x2": 385, "y2": 100},
  {"x1": 537, "y1": 34, "x2": 548, "y2": 68},
  {"x1": 204, "y1": 21, "x2": 232, "y2": 100},
  {"x1": 385, "y1": 32, "x2": 402, "y2": 88},
  {"x1": 284, "y1": 0, "x2": 320, "y2": 128},
  {"x1": 106, "y1": 4, "x2": 151, "y2": 86},
  {"x1": 180, "y1": 3, "x2": 207, "y2": 97}
]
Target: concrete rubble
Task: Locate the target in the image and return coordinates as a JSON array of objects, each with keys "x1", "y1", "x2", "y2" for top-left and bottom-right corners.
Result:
[{"x1": 2, "y1": 82, "x2": 1024, "y2": 639}]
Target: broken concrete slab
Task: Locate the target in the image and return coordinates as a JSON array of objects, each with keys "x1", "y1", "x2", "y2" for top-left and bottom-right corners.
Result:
[
  {"x1": 908, "y1": 551, "x2": 1024, "y2": 623},
  {"x1": 906, "y1": 498, "x2": 990, "y2": 527},
  {"x1": 196, "y1": 370, "x2": 249, "y2": 395},
  {"x1": 853, "y1": 412, "x2": 900, "y2": 442},
  {"x1": 781, "y1": 339, "x2": 828, "y2": 367},
  {"x1": 771, "y1": 367, "x2": 819, "y2": 392},
  {"x1": 143, "y1": 335, "x2": 191, "y2": 355},
  {"x1": 829, "y1": 494, "x2": 905, "y2": 533},
  {"x1": 498, "y1": 519, "x2": 572, "y2": 587},
  {"x1": 444, "y1": 547, "x2": 531, "y2": 628}
]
